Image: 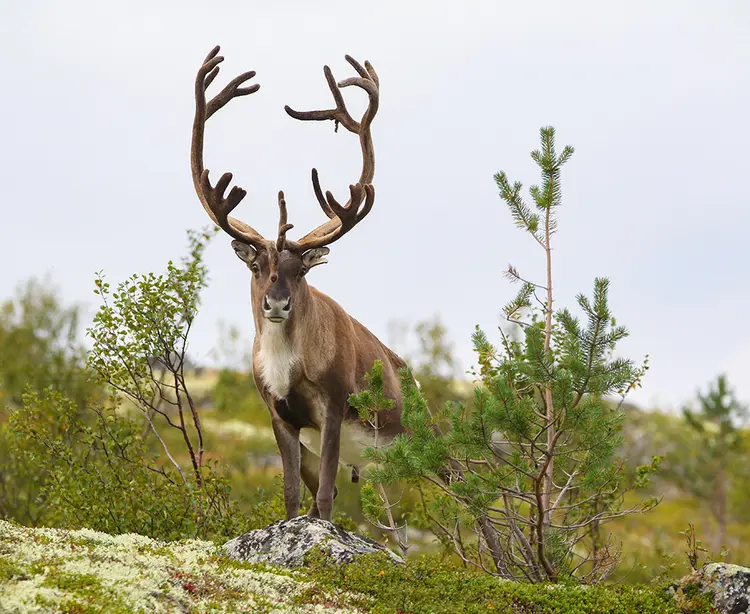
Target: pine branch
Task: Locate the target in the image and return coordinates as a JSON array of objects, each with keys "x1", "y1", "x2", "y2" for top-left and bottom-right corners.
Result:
[
  {"x1": 503, "y1": 282, "x2": 535, "y2": 320},
  {"x1": 494, "y1": 171, "x2": 544, "y2": 244}
]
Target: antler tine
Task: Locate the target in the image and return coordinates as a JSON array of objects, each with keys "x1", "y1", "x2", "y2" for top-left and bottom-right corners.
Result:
[
  {"x1": 290, "y1": 184, "x2": 375, "y2": 251},
  {"x1": 343, "y1": 55, "x2": 379, "y2": 88},
  {"x1": 285, "y1": 56, "x2": 380, "y2": 253},
  {"x1": 191, "y1": 46, "x2": 267, "y2": 249},
  {"x1": 344, "y1": 55, "x2": 369, "y2": 79},
  {"x1": 284, "y1": 65, "x2": 360, "y2": 133},
  {"x1": 276, "y1": 191, "x2": 294, "y2": 251},
  {"x1": 364, "y1": 60, "x2": 379, "y2": 89},
  {"x1": 312, "y1": 169, "x2": 336, "y2": 220}
]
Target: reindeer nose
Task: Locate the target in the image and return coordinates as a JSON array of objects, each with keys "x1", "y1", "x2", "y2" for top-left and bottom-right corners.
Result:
[
  {"x1": 263, "y1": 295, "x2": 291, "y2": 321},
  {"x1": 270, "y1": 273, "x2": 278, "y2": 283}
]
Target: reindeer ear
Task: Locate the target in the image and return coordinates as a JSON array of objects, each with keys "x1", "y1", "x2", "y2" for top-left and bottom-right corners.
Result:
[
  {"x1": 231, "y1": 240, "x2": 258, "y2": 265},
  {"x1": 302, "y1": 247, "x2": 330, "y2": 270}
]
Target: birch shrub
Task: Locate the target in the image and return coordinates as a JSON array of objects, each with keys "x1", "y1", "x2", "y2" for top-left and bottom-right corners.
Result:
[
  {"x1": 362, "y1": 127, "x2": 659, "y2": 583},
  {"x1": 8, "y1": 390, "x2": 239, "y2": 540},
  {"x1": 5, "y1": 228, "x2": 272, "y2": 540},
  {"x1": 87, "y1": 228, "x2": 218, "y2": 487}
]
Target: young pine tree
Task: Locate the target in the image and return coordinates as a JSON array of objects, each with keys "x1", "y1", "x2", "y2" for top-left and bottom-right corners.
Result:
[{"x1": 363, "y1": 127, "x2": 657, "y2": 583}]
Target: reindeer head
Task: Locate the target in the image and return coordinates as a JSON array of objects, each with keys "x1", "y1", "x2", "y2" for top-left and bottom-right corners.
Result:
[
  {"x1": 190, "y1": 46, "x2": 379, "y2": 326},
  {"x1": 231, "y1": 238, "x2": 329, "y2": 324}
]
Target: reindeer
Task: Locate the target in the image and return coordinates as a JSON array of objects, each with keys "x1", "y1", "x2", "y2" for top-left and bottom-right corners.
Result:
[{"x1": 190, "y1": 46, "x2": 407, "y2": 522}]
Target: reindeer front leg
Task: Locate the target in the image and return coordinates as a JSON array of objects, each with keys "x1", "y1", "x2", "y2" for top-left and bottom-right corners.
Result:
[
  {"x1": 301, "y1": 444, "x2": 340, "y2": 518},
  {"x1": 317, "y1": 412, "x2": 343, "y2": 521},
  {"x1": 271, "y1": 418, "x2": 301, "y2": 519}
]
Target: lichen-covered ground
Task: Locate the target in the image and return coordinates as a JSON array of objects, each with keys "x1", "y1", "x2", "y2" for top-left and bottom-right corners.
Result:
[
  {"x1": 0, "y1": 520, "x2": 359, "y2": 613},
  {"x1": 0, "y1": 519, "x2": 723, "y2": 614}
]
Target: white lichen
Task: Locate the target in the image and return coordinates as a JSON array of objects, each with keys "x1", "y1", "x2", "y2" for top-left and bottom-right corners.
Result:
[{"x1": 0, "y1": 520, "x2": 357, "y2": 613}]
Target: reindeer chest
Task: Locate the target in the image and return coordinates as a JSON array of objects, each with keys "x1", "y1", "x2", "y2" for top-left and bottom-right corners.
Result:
[{"x1": 255, "y1": 326, "x2": 301, "y2": 400}]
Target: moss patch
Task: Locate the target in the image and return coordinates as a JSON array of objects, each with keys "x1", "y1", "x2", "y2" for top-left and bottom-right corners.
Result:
[
  {"x1": 299, "y1": 550, "x2": 717, "y2": 614},
  {"x1": 0, "y1": 556, "x2": 26, "y2": 582}
]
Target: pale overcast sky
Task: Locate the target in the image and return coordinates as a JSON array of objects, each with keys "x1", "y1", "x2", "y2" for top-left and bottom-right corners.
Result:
[{"x1": 1, "y1": 1, "x2": 748, "y2": 411}]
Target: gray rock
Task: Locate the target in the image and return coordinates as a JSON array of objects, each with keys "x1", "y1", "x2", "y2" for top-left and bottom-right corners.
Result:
[
  {"x1": 675, "y1": 563, "x2": 750, "y2": 614},
  {"x1": 223, "y1": 516, "x2": 404, "y2": 568}
]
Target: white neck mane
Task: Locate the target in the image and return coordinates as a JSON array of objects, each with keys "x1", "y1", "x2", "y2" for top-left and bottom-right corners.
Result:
[{"x1": 256, "y1": 323, "x2": 299, "y2": 399}]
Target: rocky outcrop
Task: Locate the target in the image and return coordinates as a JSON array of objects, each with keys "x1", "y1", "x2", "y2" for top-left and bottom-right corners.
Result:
[
  {"x1": 675, "y1": 563, "x2": 750, "y2": 614},
  {"x1": 223, "y1": 516, "x2": 404, "y2": 568}
]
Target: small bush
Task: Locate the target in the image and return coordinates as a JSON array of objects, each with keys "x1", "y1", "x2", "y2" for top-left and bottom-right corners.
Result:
[{"x1": 7, "y1": 389, "x2": 242, "y2": 541}]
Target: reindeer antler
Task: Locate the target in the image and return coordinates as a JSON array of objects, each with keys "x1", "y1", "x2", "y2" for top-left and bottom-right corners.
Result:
[
  {"x1": 191, "y1": 46, "x2": 290, "y2": 252},
  {"x1": 284, "y1": 55, "x2": 380, "y2": 252},
  {"x1": 191, "y1": 49, "x2": 380, "y2": 254}
]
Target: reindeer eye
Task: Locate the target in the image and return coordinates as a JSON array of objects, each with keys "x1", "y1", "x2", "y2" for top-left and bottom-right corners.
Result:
[
  {"x1": 251, "y1": 264, "x2": 259, "y2": 274},
  {"x1": 299, "y1": 266, "x2": 308, "y2": 277}
]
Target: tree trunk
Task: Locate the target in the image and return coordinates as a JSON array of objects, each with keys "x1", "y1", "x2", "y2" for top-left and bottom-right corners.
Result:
[
  {"x1": 542, "y1": 207, "x2": 554, "y2": 525},
  {"x1": 478, "y1": 515, "x2": 510, "y2": 577}
]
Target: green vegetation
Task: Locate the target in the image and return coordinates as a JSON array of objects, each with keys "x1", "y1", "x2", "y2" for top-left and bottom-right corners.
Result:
[
  {"x1": 0, "y1": 279, "x2": 99, "y2": 525},
  {"x1": 1, "y1": 229, "x2": 274, "y2": 542},
  {"x1": 301, "y1": 550, "x2": 715, "y2": 614},
  {"x1": 670, "y1": 375, "x2": 748, "y2": 552},
  {"x1": 8, "y1": 388, "x2": 241, "y2": 540},
  {"x1": 0, "y1": 277, "x2": 94, "y2": 411},
  {"x1": 0, "y1": 520, "x2": 716, "y2": 613},
  {"x1": 354, "y1": 128, "x2": 657, "y2": 583},
  {"x1": 87, "y1": 227, "x2": 218, "y2": 486},
  {"x1": 0, "y1": 122, "x2": 749, "y2": 612}
]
